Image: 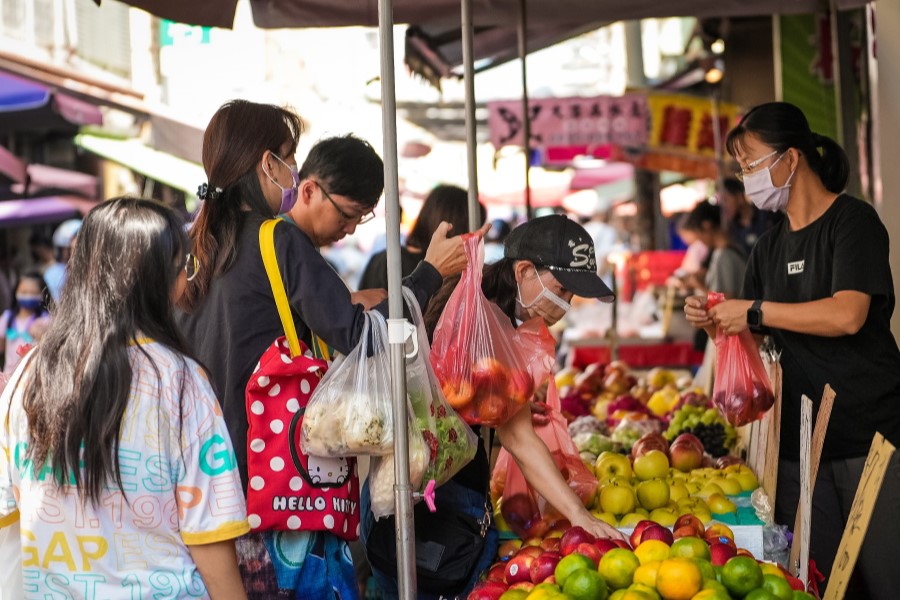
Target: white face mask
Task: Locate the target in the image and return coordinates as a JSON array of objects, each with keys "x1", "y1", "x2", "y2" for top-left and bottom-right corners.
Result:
[
  {"x1": 742, "y1": 152, "x2": 796, "y2": 212},
  {"x1": 517, "y1": 268, "x2": 571, "y2": 324}
]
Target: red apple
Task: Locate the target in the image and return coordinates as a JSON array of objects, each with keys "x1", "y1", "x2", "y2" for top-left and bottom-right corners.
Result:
[
  {"x1": 674, "y1": 514, "x2": 705, "y2": 534},
  {"x1": 709, "y1": 542, "x2": 737, "y2": 566},
  {"x1": 441, "y1": 379, "x2": 475, "y2": 410},
  {"x1": 497, "y1": 539, "x2": 522, "y2": 559},
  {"x1": 716, "y1": 455, "x2": 744, "y2": 469},
  {"x1": 559, "y1": 526, "x2": 597, "y2": 556},
  {"x1": 522, "y1": 536, "x2": 544, "y2": 548},
  {"x1": 508, "y1": 369, "x2": 535, "y2": 405},
  {"x1": 486, "y1": 563, "x2": 507, "y2": 583},
  {"x1": 540, "y1": 537, "x2": 561, "y2": 552},
  {"x1": 509, "y1": 582, "x2": 535, "y2": 592},
  {"x1": 472, "y1": 357, "x2": 509, "y2": 393},
  {"x1": 629, "y1": 520, "x2": 657, "y2": 549},
  {"x1": 593, "y1": 538, "x2": 619, "y2": 558},
  {"x1": 515, "y1": 546, "x2": 544, "y2": 560},
  {"x1": 501, "y1": 493, "x2": 538, "y2": 535},
  {"x1": 705, "y1": 534, "x2": 736, "y2": 551},
  {"x1": 505, "y1": 553, "x2": 536, "y2": 585},
  {"x1": 631, "y1": 432, "x2": 669, "y2": 460},
  {"x1": 669, "y1": 442, "x2": 703, "y2": 472},
  {"x1": 672, "y1": 432, "x2": 704, "y2": 453},
  {"x1": 469, "y1": 581, "x2": 508, "y2": 600},
  {"x1": 529, "y1": 551, "x2": 562, "y2": 584},
  {"x1": 735, "y1": 548, "x2": 755, "y2": 558},
  {"x1": 573, "y1": 542, "x2": 604, "y2": 567},
  {"x1": 613, "y1": 539, "x2": 632, "y2": 550},
  {"x1": 673, "y1": 525, "x2": 702, "y2": 540},
  {"x1": 640, "y1": 524, "x2": 675, "y2": 546}
]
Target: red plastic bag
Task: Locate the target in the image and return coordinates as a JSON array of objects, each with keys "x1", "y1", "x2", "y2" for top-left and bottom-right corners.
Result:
[
  {"x1": 708, "y1": 292, "x2": 775, "y2": 427},
  {"x1": 490, "y1": 379, "x2": 598, "y2": 538},
  {"x1": 430, "y1": 235, "x2": 555, "y2": 427}
]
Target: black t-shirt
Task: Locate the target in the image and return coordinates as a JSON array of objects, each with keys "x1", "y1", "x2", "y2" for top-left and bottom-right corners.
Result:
[
  {"x1": 358, "y1": 246, "x2": 423, "y2": 291},
  {"x1": 178, "y1": 213, "x2": 443, "y2": 488},
  {"x1": 742, "y1": 195, "x2": 900, "y2": 460}
]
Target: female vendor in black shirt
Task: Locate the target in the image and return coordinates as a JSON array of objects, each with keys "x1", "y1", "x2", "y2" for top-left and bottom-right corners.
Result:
[{"x1": 685, "y1": 102, "x2": 900, "y2": 598}]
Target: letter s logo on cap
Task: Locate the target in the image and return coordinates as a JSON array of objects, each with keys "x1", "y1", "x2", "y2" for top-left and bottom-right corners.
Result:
[{"x1": 570, "y1": 243, "x2": 594, "y2": 269}]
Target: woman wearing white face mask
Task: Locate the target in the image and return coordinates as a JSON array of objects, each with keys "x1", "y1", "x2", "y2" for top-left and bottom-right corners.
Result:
[
  {"x1": 381, "y1": 216, "x2": 622, "y2": 600},
  {"x1": 684, "y1": 101, "x2": 900, "y2": 598}
]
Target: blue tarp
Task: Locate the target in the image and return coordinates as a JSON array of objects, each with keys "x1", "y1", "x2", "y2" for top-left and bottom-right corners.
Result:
[{"x1": 0, "y1": 73, "x2": 52, "y2": 112}]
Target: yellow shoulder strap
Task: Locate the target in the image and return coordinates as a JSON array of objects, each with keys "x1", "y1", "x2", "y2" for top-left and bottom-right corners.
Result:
[{"x1": 259, "y1": 219, "x2": 331, "y2": 360}]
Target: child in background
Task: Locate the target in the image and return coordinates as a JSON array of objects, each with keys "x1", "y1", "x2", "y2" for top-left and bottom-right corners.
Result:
[{"x1": 0, "y1": 272, "x2": 50, "y2": 373}]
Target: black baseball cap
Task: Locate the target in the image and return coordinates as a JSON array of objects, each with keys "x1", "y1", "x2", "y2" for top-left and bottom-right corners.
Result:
[{"x1": 504, "y1": 215, "x2": 615, "y2": 303}]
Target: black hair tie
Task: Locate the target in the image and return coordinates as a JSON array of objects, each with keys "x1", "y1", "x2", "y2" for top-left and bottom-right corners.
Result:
[
  {"x1": 811, "y1": 132, "x2": 824, "y2": 146},
  {"x1": 197, "y1": 183, "x2": 223, "y2": 200}
]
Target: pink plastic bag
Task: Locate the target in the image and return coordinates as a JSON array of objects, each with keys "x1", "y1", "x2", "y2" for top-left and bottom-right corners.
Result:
[
  {"x1": 430, "y1": 235, "x2": 555, "y2": 427},
  {"x1": 490, "y1": 380, "x2": 598, "y2": 538},
  {"x1": 708, "y1": 292, "x2": 775, "y2": 427}
]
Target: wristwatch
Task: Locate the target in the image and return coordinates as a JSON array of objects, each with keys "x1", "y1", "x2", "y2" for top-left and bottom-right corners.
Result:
[{"x1": 746, "y1": 299, "x2": 764, "y2": 332}]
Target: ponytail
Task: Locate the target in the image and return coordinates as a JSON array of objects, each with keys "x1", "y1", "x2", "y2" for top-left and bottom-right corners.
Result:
[{"x1": 810, "y1": 133, "x2": 850, "y2": 194}]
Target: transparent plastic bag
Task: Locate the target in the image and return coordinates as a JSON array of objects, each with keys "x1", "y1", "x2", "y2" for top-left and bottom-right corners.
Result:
[
  {"x1": 708, "y1": 292, "x2": 775, "y2": 427},
  {"x1": 431, "y1": 235, "x2": 555, "y2": 427},
  {"x1": 491, "y1": 380, "x2": 598, "y2": 538},
  {"x1": 301, "y1": 310, "x2": 394, "y2": 456},
  {"x1": 369, "y1": 288, "x2": 479, "y2": 519}
]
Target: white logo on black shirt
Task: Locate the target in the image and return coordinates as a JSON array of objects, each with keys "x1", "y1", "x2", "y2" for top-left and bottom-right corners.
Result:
[{"x1": 787, "y1": 260, "x2": 805, "y2": 275}]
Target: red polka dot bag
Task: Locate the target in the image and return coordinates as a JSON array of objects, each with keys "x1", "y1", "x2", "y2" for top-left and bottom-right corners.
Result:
[{"x1": 243, "y1": 219, "x2": 360, "y2": 538}]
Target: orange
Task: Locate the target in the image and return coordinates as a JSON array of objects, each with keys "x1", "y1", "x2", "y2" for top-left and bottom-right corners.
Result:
[
  {"x1": 669, "y1": 537, "x2": 711, "y2": 561},
  {"x1": 627, "y1": 583, "x2": 662, "y2": 599},
  {"x1": 760, "y1": 574, "x2": 794, "y2": 600},
  {"x1": 759, "y1": 562, "x2": 786, "y2": 579},
  {"x1": 563, "y1": 567, "x2": 609, "y2": 600},
  {"x1": 655, "y1": 558, "x2": 703, "y2": 600},
  {"x1": 721, "y1": 556, "x2": 764, "y2": 598},
  {"x1": 555, "y1": 553, "x2": 596, "y2": 588},
  {"x1": 598, "y1": 549, "x2": 641, "y2": 590},
  {"x1": 632, "y1": 560, "x2": 662, "y2": 587},
  {"x1": 634, "y1": 540, "x2": 671, "y2": 565}
]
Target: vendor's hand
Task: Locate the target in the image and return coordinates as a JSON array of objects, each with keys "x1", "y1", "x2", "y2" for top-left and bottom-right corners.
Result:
[
  {"x1": 424, "y1": 221, "x2": 492, "y2": 278},
  {"x1": 708, "y1": 299, "x2": 753, "y2": 335},
  {"x1": 350, "y1": 288, "x2": 388, "y2": 310},
  {"x1": 570, "y1": 511, "x2": 628, "y2": 542},
  {"x1": 684, "y1": 295, "x2": 714, "y2": 329},
  {"x1": 529, "y1": 400, "x2": 550, "y2": 426}
]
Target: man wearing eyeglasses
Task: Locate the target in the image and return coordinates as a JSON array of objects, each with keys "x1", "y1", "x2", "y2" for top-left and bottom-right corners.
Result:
[{"x1": 282, "y1": 134, "x2": 388, "y2": 309}]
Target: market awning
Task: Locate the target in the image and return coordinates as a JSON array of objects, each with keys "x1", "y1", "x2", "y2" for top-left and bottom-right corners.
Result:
[
  {"x1": 74, "y1": 134, "x2": 206, "y2": 198},
  {"x1": 14, "y1": 164, "x2": 99, "y2": 199},
  {"x1": 0, "y1": 145, "x2": 27, "y2": 184},
  {"x1": 0, "y1": 196, "x2": 98, "y2": 228},
  {"x1": 0, "y1": 72, "x2": 103, "y2": 133},
  {"x1": 97, "y1": 0, "x2": 875, "y2": 29}
]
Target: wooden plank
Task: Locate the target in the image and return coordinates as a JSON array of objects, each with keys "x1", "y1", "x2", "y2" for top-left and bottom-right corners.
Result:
[
  {"x1": 761, "y1": 362, "x2": 782, "y2": 501},
  {"x1": 789, "y1": 386, "x2": 835, "y2": 577},
  {"x1": 823, "y1": 434, "x2": 897, "y2": 600},
  {"x1": 793, "y1": 396, "x2": 813, "y2": 583}
]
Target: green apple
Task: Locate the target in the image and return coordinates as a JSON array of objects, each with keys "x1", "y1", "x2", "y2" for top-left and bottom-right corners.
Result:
[
  {"x1": 649, "y1": 506, "x2": 679, "y2": 527},
  {"x1": 600, "y1": 480, "x2": 637, "y2": 516},
  {"x1": 633, "y1": 450, "x2": 670, "y2": 481},
  {"x1": 636, "y1": 478, "x2": 670, "y2": 510},
  {"x1": 595, "y1": 451, "x2": 633, "y2": 481},
  {"x1": 618, "y1": 512, "x2": 647, "y2": 527},
  {"x1": 590, "y1": 509, "x2": 619, "y2": 526},
  {"x1": 669, "y1": 481, "x2": 689, "y2": 503}
]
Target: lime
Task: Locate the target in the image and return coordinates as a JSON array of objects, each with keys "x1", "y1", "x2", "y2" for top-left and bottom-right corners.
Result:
[
  {"x1": 721, "y1": 556, "x2": 764, "y2": 598},
  {"x1": 555, "y1": 553, "x2": 597, "y2": 588},
  {"x1": 760, "y1": 574, "x2": 794, "y2": 600},
  {"x1": 562, "y1": 567, "x2": 609, "y2": 600}
]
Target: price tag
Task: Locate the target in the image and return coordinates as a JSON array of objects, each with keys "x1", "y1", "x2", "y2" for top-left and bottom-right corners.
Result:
[{"x1": 823, "y1": 433, "x2": 896, "y2": 600}]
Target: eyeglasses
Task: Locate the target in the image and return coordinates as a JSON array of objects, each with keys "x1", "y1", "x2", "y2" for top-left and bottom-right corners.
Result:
[
  {"x1": 735, "y1": 150, "x2": 780, "y2": 182},
  {"x1": 314, "y1": 181, "x2": 375, "y2": 225},
  {"x1": 184, "y1": 253, "x2": 199, "y2": 281}
]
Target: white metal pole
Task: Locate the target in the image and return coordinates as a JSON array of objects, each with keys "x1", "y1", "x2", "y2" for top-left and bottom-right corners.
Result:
[
  {"x1": 462, "y1": 0, "x2": 480, "y2": 232},
  {"x1": 518, "y1": 0, "x2": 533, "y2": 220},
  {"x1": 376, "y1": 0, "x2": 417, "y2": 596}
]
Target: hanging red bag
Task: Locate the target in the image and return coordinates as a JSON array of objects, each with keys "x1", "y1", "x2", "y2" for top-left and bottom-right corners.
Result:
[
  {"x1": 244, "y1": 219, "x2": 360, "y2": 538},
  {"x1": 430, "y1": 235, "x2": 555, "y2": 427},
  {"x1": 490, "y1": 379, "x2": 598, "y2": 538},
  {"x1": 707, "y1": 291, "x2": 775, "y2": 427}
]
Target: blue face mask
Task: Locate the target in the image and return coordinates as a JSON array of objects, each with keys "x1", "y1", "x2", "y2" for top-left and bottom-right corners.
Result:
[{"x1": 16, "y1": 295, "x2": 42, "y2": 311}]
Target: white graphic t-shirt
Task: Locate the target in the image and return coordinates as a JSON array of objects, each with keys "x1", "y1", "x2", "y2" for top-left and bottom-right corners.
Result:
[{"x1": 0, "y1": 342, "x2": 249, "y2": 599}]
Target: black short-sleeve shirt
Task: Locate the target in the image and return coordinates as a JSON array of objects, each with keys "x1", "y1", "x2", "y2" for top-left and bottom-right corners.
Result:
[{"x1": 742, "y1": 195, "x2": 900, "y2": 460}]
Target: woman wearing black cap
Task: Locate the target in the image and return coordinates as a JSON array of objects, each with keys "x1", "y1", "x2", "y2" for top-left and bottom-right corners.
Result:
[{"x1": 362, "y1": 215, "x2": 621, "y2": 600}]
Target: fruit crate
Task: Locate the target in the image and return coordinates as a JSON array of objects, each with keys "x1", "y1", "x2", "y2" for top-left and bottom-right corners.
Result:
[{"x1": 616, "y1": 522, "x2": 765, "y2": 559}]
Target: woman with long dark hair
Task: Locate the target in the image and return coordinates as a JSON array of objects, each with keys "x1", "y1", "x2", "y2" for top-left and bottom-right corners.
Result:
[
  {"x1": 179, "y1": 100, "x2": 476, "y2": 598},
  {"x1": 359, "y1": 184, "x2": 487, "y2": 290},
  {"x1": 0, "y1": 197, "x2": 248, "y2": 599},
  {"x1": 685, "y1": 102, "x2": 900, "y2": 597}
]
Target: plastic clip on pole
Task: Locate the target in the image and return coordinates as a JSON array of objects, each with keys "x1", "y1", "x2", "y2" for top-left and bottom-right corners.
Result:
[{"x1": 413, "y1": 480, "x2": 437, "y2": 513}]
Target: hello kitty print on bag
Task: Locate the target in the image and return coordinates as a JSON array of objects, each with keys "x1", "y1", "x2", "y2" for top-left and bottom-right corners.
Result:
[{"x1": 245, "y1": 337, "x2": 360, "y2": 539}]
